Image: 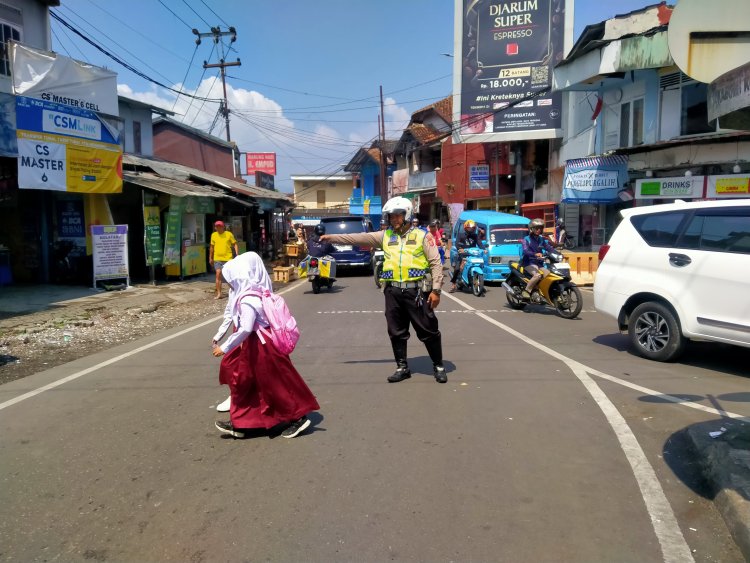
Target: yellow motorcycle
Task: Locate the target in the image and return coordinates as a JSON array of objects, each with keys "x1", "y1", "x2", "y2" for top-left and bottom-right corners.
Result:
[
  {"x1": 298, "y1": 255, "x2": 336, "y2": 294},
  {"x1": 502, "y1": 250, "x2": 583, "y2": 319}
]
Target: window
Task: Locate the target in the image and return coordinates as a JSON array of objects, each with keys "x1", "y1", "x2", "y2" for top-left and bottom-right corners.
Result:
[
  {"x1": 1, "y1": 20, "x2": 21, "y2": 77},
  {"x1": 692, "y1": 212, "x2": 750, "y2": 254},
  {"x1": 659, "y1": 73, "x2": 716, "y2": 139},
  {"x1": 132, "y1": 121, "x2": 142, "y2": 154},
  {"x1": 489, "y1": 225, "x2": 527, "y2": 245},
  {"x1": 316, "y1": 190, "x2": 325, "y2": 206},
  {"x1": 681, "y1": 82, "x2": 713, "y2": 136},
  {"x1": 619, "y1": 98, "x2": 644, "y2": 148},
  {"x1": 632, "y1": 211, "x2": 688, "y2": 247}
]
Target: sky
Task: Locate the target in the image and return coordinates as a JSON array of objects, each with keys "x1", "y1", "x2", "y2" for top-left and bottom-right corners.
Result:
[{"x1": 49, "y1": 0, "x2": 666, "y2": 193}]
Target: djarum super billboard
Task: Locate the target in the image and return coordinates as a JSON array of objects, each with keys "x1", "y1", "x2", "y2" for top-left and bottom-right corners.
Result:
[{"x1": 452, "y1": 0, "x2": 573, "y2": 143}]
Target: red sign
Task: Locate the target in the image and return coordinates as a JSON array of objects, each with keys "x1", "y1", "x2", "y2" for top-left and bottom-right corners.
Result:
[{"x1": 246, "y1": 152, "x2": 276, "y2": 175}]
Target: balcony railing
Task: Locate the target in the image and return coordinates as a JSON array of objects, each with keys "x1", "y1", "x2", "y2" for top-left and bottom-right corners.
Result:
[{"x1": 408, "y1": 170, "x2": 437, "y2": 191}]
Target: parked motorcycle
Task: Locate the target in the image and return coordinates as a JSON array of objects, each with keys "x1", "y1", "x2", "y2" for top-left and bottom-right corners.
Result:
[
  {"x1": 502, "y1": 249, "x2": 582, "y2": 319},
  {"x1": 299, "y1": 255, "x2": 336, "y2": 294},
  {"x1": 453, "y1": 247, "x2": 485, "y2": 297},
  {"x1": 373, "y1": 249, "x2": 385, "y2": 289}
]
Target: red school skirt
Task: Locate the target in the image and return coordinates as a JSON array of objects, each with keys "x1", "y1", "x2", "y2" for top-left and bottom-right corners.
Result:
[{"x1": 219, "y1": 332, "x2": 320, "y2": 429}]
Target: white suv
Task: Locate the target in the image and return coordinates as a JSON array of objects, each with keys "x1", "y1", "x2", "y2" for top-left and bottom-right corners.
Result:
[{"x1": 594, "y1": 199, "x2": 750, "y2": 362}]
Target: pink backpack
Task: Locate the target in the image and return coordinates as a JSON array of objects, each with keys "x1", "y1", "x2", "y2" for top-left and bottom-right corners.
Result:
[{"x1": 240, "y1": 289, "x2": 300, "y2": 355}]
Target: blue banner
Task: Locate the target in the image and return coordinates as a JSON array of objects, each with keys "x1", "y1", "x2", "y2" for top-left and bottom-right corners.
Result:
[{"x1": 562, "y1": 155, "x2": 629, "y2": 203}]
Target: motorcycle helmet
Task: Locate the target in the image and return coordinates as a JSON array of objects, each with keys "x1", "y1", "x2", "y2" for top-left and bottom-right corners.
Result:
[
  {"x1": 429, "y1": 219, "x2": 440, "y2": 228},
  {"x1": 382, "y1": 196, "x2": 413, "y2": 223},
  {"x1": 314, "y1": 224, "x2": 326, "y2": 236},
  {"x1": 529, "y1": 218, "x2": 544, "y2": 232},
  {"x1": 463, "y1": 219, "x2": 476, "y2": 231},
  {"x1": 556, "y1": 218, "x2": 565, "y2": 228}
]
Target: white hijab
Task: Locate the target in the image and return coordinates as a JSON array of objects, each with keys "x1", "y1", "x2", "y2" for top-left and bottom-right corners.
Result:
[{"x1": 221, "y1": 252, "x2": 273, "y2": 328}]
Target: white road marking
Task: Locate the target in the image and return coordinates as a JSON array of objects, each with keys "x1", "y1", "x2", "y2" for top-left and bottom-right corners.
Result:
[
  {"x1": 0, "y1": 282, "x2": 305, "y2": 412},
  {"x1": 443, "y1": 291, "x2": 696, "y2": 563}
]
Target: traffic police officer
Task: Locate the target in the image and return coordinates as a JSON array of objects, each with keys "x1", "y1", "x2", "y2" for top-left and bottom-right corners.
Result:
[{"x1": 321, "y1": 196, "x2": 447, "y2": 383}]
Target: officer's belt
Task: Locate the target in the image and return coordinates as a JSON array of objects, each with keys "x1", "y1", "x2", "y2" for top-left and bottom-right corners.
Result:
[{"x1": 387, "y1": 281, "x2": 420, "y2": 289}]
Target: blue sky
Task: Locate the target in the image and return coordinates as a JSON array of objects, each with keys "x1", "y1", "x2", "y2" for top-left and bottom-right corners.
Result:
[{"x1": 50, "y1": 0, "x2": 665, "y2": 192}]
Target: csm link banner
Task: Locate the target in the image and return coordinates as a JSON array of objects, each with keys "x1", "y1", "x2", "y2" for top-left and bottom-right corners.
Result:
[
  {"x1": 15, "y1": 96, "x2": 123, "y2": 193},
  {"x1": 453, "y1": 0, "x2": 572, "y2": 143}
]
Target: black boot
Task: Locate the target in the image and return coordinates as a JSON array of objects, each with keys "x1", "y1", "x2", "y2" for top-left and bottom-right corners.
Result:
[
  {"x1": 388, "y1": 340, "x2": 411, "y2": 383},
  {"x1": 424, "y1": 336, "x2": 447, "y2": 383}
]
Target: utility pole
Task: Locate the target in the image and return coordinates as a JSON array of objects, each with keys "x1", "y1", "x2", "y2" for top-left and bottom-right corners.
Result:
[
  {"x1": 379, "y1": 85, "x2": 387, "y2": 201},
  {"x1": 193, "y1": 27, "x2": 241, "y2": 143}
]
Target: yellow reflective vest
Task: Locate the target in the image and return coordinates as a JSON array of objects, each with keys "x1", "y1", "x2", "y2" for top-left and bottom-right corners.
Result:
[{"x1": 380, "y1": 228, "x2": 430, "y2": 282}]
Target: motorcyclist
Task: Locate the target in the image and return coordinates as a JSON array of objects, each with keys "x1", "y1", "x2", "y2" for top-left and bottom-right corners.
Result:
[
  {"x1": 520, "y1": 218, "x2": 555, "y2": 299},
  {"x1": 555, "y1": 218, "x2": 568, "y2": 248},
  {"x1": 449, "y1": 219, "x2": 481, "y2": 292},
  {"x1": 307, "y1": 224, "x2": 336, "y2": 258}
]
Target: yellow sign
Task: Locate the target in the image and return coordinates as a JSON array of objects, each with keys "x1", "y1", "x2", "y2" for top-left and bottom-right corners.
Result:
[{"x1": 715, "y1": 177, "x2": 750, "y2": 195}]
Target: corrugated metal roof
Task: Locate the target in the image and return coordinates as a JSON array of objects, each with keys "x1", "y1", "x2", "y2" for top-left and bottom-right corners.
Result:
[
  {"x1": 122, "y1": 153, "x2": 292, "y2": 204},
  {"x1": 123, "y1": 172, "x2": 224, "y2": 198}
]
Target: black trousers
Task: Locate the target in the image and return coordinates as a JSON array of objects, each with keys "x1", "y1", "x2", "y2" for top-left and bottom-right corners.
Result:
[{"x1": 384, "y1": 285, "x2": 442, "y2": 365}]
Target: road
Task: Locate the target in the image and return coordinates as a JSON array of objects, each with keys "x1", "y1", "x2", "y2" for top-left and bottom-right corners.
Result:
[{"x1": 0, "y1": 271, "x2": 747, "y2": 562}]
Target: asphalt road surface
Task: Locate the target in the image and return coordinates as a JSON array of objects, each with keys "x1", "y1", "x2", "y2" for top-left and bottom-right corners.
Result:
[{"x1": 1, "y1": 271, "x2": 748, "y2": 562}]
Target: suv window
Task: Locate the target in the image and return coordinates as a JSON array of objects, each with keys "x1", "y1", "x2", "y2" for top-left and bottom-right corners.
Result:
[
  {"x1": 632, "y1": 211, "x2": 688, "y2": 247},
  {"x1": 320, "y1": 218, "x2": 369, "y2": 235},
  {"x1": 679, "y1": 211, "x2": 750, "y2": 254}
]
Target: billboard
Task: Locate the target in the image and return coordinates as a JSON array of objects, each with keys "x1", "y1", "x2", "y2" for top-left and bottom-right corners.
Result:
[
  {"x1": 15, "y1": 96, "x2": 123, "y2": 193},
  {"x1": 453, "y1": 0, "x2": 573, "y2": 143},
  {"x1": 246, "y1": 152, "x2": 276, "y2": 175},
  {"x1": 255, "y1": 170, "x2": 275, "y2": 190}
]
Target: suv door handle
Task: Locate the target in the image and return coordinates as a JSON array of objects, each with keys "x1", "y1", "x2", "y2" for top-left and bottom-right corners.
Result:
[{"x1": 669, "y1": 252, "x2": 692, "y2": 267}]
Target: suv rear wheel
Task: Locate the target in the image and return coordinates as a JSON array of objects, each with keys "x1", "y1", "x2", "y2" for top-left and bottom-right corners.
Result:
[{"x1": 628, "y1": 301, "x2": 686, "y2": 362}]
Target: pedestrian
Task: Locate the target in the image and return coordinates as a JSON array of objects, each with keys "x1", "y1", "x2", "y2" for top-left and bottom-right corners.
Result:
[
  {"x1": 428, "y1": 219, "x2": 445, "y2": 265},
  {"x1": 211, "y1": 252, "x2": 320, "y2": 439},
  {"x1": 209, "y1": 220, "x2": 239, "y2": 299},
  {"x1": 321, "y1": 196, "x2": 447, "y2": 383}
]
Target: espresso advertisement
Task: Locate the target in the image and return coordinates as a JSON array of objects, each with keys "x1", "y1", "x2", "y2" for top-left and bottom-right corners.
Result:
[{"x1": 455, "y1": 0, "x2": 569, "y2": 141}]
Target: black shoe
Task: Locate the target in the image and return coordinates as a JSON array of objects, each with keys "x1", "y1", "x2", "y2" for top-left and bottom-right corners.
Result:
[
  {"x1": 387, "y1": 366, "x2": 412, "y2": 383},
  {"x1": 433, "y1": 364, "x2": 447, "y2": 383},
  {"x1": 215, "y1": 420, "x2": 246, "y2": 438},
  {"x1": 282, "y1": 416, "x2": 311, "y2": 439}
]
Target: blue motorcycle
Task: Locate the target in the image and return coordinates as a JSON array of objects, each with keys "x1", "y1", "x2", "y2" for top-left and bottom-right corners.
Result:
[{"x1": 453, "y1": 247, "x2": 485, "y2": 296}]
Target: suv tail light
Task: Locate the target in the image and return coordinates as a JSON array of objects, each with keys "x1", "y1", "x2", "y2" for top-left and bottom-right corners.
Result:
[
  {"x1": 598, "y1": 244, "x2": 610, "y2": 262},
  {"x1": 358, "y1": 246, "x2": 371, "y2": 251}
]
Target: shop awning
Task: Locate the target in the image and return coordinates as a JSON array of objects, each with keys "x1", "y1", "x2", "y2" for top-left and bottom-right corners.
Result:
[{"x1": 562, "y1": 155, "x2": 629, "y2": 203}]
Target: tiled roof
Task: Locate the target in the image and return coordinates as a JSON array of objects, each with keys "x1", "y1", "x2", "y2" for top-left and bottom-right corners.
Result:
[{"x1": 412, "y1": 96, "x2": 453, "y2": 124}]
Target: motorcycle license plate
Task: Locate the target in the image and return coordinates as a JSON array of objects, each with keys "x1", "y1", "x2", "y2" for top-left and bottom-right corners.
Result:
[{"x1": 333, "y1": 244, "x2": 352, "y2": 251}]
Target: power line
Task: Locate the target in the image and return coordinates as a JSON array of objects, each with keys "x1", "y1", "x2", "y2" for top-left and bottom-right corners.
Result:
[
  {"x1": 199, "y1": 0, "x2": 230, "y2": 27},
  {"x1": 157, "y1": 0, "x2": 193, "y2": 29},
  {"x1": 180, "y1": 0, "x2": 211, "y2": 27},
  {"x1": 50, "y1": 11, "x2": 222, "y2": 103}
]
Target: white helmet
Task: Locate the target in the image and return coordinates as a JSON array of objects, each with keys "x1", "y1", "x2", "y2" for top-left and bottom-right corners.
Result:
[{"x1": 382, "y1": 196, "x2": 413, "y2": 223}]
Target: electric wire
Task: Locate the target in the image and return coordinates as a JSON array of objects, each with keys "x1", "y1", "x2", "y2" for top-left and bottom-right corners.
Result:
[
  {"x1": 199, "y1": 0, "x2": 230, "y2": 27},
  {"x1": 157, "y1": 0, "x2": 193, "y2": 30},
  {"x1": 172, "y1": 44, "x2": 200, "y2": 111},
  {"x1": 50, "y1": 11, "x2": 222, "y2": 103},
  {"x1": 180, "y1": 0, "x2": 211, "y2": 28}
]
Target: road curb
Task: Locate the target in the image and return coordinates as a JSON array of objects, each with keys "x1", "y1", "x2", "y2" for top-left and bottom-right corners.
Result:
[{"x1": 686, "y1": 421, "x2": 750, "y2": 560}]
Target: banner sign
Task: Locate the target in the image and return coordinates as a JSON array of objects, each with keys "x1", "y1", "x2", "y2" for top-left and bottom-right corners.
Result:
[
  {"x1": 57, "y1": 199, "x2": 86, "y2": 238},
  {"x1": 246, "y1": 152, "x2": 276, "y2": 175},
  {"x1": 453, "y1": 0, "x2": 571, "y2": 143},
  {"x1": 15, "y1": 96, "x2": 122, "y2": 193},
  {"x1": 10, "y1": 42, "x2": 119, "y2": 116},
  {"x1": 469, "y1": 164, "x2": 490, "y2": 190},
  {"x1": 255, "y1": 171, "x2": 275, "y2": 190},
  {"x1": 143, "y1": 205, "x2": 163, "y2": 266},
  {"x1": 706, "y1": 174, "x2": 750, "y2": 198},
  {"x1": 562, "y1": 155, "x2": 629, "y2": 203},
  {"x1": 162, "y1": 196, "x2": 184, "y2": 266},
  {"x1": 635, "y1": 176, "x2": 704, "y2": 199},
  {"x1": 92, "y1": 225, "x2": 129, "y2": 283}
]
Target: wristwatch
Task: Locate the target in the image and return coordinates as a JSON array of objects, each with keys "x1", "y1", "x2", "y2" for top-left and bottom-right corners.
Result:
[{"x1": 431, "y1": 288, "x2": 442, "y2": 295}]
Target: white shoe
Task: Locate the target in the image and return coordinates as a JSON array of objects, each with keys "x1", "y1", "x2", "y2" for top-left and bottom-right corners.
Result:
[{"x1": 216, "y1": 396, "x2": 231, "y2": 412}]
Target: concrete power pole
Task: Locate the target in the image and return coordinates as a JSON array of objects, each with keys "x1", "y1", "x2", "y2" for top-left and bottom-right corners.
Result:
[{"x1": 193, "y1": 26, "x2": 241, "y2": 143}]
